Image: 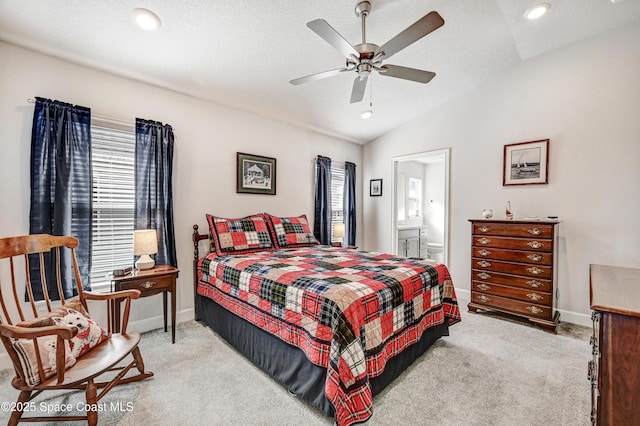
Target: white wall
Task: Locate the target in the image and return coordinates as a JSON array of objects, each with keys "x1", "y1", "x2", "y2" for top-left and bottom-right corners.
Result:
[
  {"x1": 424, "y1": 161, "x2": 445, "y2": 246},
  {"x1": 0, "y1": 42, "x2": 363, "y2": 337},
  {"x1": 363, "y1": 22, "x2": 640, "y2": 326}
]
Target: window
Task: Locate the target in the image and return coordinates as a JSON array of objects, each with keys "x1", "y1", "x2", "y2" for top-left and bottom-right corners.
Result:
[
  {"x1": 330, "y1": 162, "x2": 345, "y2": 242},
  {"x1": 90, "y1": 119, "x2": 136, "y2": 290}
]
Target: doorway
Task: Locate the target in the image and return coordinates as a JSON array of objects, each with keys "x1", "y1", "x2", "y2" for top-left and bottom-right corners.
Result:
[{"x1": 392, "y1": 148, "x2": 450, "y2": 264}]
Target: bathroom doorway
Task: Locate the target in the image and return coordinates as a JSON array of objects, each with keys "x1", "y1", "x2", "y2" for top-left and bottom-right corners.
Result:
[{"x1": 392, "y1": 148, "x2": 450, "y2": 264}]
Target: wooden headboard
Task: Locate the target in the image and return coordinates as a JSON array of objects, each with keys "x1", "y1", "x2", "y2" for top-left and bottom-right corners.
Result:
[{"x1": 192, "y1": 224, "x2": 208, "y2": 321}]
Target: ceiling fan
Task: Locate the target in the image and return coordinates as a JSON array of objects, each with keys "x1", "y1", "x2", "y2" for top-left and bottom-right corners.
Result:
[{"x1": 289, "y1": 0, "x2": 445, "y2": 103}]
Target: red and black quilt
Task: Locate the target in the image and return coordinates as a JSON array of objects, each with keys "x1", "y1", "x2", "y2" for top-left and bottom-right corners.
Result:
[{"x1": 197, "y1": 246, "x2": 460, "y2": 426}]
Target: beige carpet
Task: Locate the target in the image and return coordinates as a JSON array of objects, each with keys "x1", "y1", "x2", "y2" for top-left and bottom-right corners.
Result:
[{"x1": 0, "y1": 310, "x2": 591, "y2": 425}]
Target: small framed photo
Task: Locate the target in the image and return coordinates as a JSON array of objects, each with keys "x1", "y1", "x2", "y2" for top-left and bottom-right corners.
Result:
[
  {"x1": 236, "y1": 152, "x2": 276, "y2": 195},
  {"x1": 370, "y1": 179, "x2": 383, "y2": 196},
  {"x1": 503, "y1": 139, "x2": 549, "y2": 186}
]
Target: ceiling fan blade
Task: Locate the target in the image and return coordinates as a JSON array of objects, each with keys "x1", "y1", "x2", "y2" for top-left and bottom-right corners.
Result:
[
  {"x1": 375, "y1": 11, "x2": 444, "y2": 61},
  {"x1": 307, "y1": 19, "x2": 360, "y2": 60},
  {"x1": 378, "y1": 65, "x2": 436, "y2": 84},
  {"x1": 289, "y1": 68, "x2": 349, "y2": 85},
  {"x1": 350, "y1": 75, "x2": 368, "y2": 103}
]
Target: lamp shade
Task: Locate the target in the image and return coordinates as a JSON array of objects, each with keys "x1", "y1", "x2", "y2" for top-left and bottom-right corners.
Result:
[
  {"x1": 333, "y1": 223, "x2": 345, "y2": 238},
  {"x1": 134, "y1": 230, "x2": 158, "y2": 255},
  {"x1": 134, "y1": 229, "x2": 158, "y2": 270}
]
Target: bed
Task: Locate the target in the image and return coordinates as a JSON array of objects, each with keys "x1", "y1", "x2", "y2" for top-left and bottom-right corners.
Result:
[{"x1": 192, "y1": 214, "x2": 460, "y2": 426}]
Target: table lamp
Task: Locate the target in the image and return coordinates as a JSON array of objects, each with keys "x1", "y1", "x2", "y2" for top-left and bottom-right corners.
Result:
[
  {"x1": 134, "y1": 229, "x2": 158, "y2": 270},
  {"x1": 333, "y1": 223, "x2": 345, "y2": 247}
]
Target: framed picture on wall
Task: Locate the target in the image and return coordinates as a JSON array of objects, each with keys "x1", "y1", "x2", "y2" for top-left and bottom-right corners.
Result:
[
  {"x1": 370, "y1": 179, "x2": 383, "y2": 196},
  {"x1": 236, "y1": 152, "x2": 277, "y2": 195},
  {"x1": 503, "y1": 139, "x2": 549, "y2": 186}
]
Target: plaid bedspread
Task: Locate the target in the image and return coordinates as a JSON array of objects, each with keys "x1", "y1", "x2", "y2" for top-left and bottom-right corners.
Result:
[{"x1": 197, "y1": 246, "x2": 460, "y2": 426}]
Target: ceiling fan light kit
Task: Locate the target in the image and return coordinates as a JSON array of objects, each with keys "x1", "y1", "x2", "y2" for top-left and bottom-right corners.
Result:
[{"x1": 290, "y1": 0, "x2": 444, "y2": 104}]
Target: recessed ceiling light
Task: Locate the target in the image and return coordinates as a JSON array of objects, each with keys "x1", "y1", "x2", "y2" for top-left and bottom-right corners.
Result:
[
  {"x1": 131, "y1": 8, "x2": 161, "y2": 31},
  {"x1": 360, "y1": 109, "x2": 373, "y2": 119},
  {"x1": 524, "y1": 3, "x2": 551, "y2": 20}
]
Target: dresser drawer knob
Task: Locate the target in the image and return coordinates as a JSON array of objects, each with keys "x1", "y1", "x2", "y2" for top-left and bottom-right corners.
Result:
[
  {"x1": 477, "y1": 283, "x2": 491, "y2": 291},
  {"x1": 527, "y1": 241, "x2": 544, "y2": 249},
  {"x1": 528, "y1": 228, "x2": 543, "y2": 235},
  {"x1": 477, "y1": 295, "x2": 491, "y2": 303},
  {"x1": 526, "y1": 306, "x2": 544, "y2": 314},
  {"x1": 478, "y1": 249, "x2": 492, "y2": 256},
  {"x1": 478, "y1": 226, "x2": 491, "y2": 233},
  {"x1": 526, "y1": 280, "x2": 543, "y2": 288},
  {"x1": 477, "y1": 272, "x2": 491, "y2": 280},
  {"x1": 527, "y1": 267, "x2": 544, "y2": 275},
  {"x1": 477, "y1": 260, "x2": 491, "y2": 268},
  {"x1": 477, "y1": 238, "x2": 492, "y2": 245},
  {"x1": 526, "y1": 293, "x2": 543, "y2": 301},
  {"x1": 527, "y1": 254, "x2": 543, "y2": 262},
  {"x1": 140, "y1": 280, "x2": 156, "y2": 289}
]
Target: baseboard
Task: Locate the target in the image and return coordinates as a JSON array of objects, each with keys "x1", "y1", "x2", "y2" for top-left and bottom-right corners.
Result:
[
  {"x1": 128, "y1": 307, "x2": 195, "y2": 334},
  {"x1": 0, "y1": 308, "x2": 196, "y2": 371},
  {"x1": 455, "y1": 287, "x2": 591, "y2": 327}
]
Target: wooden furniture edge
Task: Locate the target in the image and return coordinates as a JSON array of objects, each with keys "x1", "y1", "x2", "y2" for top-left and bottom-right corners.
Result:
[
  {"x1": 192, "y1": 225, "x2": 208, "y2": 321},
  {"x1": 467, "y1": 302, "x2": 560, "y2": 333}
]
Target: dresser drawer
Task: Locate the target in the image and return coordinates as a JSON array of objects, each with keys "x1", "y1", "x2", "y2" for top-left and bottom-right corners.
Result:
[
  {"x1": 472, "y1": 258, "x2": 552, "y2": 279},
  {"x1": 472, "y1": 269, "x2": 551, "y2": 292},
  {"x1": 472, "y1": 281, "x2": 551, "y2": 305},
  {"x1": 473, "y1": 223, "x2": 553, "y2": 238},
  {"x1": 472, "y1": 247, "x2": 552, "y2": 265},
  {"x1": 471, "y1": 291, "x2": 552, "y2": 320},
  {"x1": 116, "y1": 274, "x2": 174, "y2": 293},
  {"x1": 473, "y1": 235, "x2": 551, "y2": 252}
]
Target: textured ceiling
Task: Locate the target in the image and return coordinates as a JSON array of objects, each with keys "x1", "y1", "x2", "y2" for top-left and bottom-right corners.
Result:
[{"x1": 1, "y1": 0, "x2": 639, "y2": 144}]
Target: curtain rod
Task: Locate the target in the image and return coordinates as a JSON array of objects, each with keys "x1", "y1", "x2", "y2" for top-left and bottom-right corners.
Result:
[
  {"x1": 313, "y1": 156, "x2": 354, "y2": 167},
  {"x1": 27, "y1": 98, "x2": 133, "y2": 129}
]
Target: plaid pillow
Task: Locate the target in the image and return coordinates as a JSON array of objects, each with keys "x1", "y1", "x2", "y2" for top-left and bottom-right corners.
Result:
[
  {"x1": 207, "y1": 214, "x2": 274, "y2": 255},
  {"x1": 265, "y1": 214, "x2": 319, "y2": 248}
]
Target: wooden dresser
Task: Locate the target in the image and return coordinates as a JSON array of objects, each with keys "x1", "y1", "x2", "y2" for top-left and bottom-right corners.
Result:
[
  {"x1": 468, "y1": 219, "x2": 560, "y2": 332},
  {"x1": 589, "y1": 264, "x2": 640, "y2": 425}
]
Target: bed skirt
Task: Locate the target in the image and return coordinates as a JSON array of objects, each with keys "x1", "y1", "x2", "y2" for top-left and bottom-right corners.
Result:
[{"x1": 195, "y1": 293, "x2": 450, "y2": 418}]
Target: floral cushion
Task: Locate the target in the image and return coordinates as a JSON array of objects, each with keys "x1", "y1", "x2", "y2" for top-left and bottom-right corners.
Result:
[
  {"x1": 207, "y1": 214, "x2": 274, "y2": 255},
  {"x1": 265, "y1": 214, "x2": 319, "y2": 248}
]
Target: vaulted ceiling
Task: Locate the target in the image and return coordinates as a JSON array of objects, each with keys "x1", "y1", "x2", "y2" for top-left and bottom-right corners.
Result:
[{"x1": 1, "y1": 0, "x2": 639, "y2": 143}]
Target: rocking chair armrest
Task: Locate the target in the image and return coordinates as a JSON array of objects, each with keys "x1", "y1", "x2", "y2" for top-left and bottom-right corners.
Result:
[
  {"x1": 0, "y1": 323, "x2": 78, "y2": 340},
  {"x1": 82, "y1": 289, "x2": 142, "y2": 301}
]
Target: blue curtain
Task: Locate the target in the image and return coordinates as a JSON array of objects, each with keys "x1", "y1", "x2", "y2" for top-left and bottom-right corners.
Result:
[
  {"x1": 134, "y1": 118, "x2": 177, "y2": 267},
  {"x1": 313, "y1": 156, "x2": 332, "y2": 245},
  {"x1": 344, "y1": 161, "x2": 356, "y2": 246},
  {"x1": 29, "y1": 97, "x2": 92, "y2": 300}
]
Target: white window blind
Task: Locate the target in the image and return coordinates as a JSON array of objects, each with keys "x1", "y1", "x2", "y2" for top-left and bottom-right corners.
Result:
[
  {"x1": 90, "y1": 121, "x2": 135, "y2": 289},
  {"x1": 330, "y1": 162, "x2": 345, "y2": 242}
]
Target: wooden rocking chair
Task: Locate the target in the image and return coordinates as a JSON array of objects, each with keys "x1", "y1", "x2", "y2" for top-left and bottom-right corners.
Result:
[{"x1": 0, "y1": 235, "x2": 153, "y2": 425}]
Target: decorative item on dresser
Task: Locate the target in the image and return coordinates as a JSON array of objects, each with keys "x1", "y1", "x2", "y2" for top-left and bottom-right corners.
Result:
[
  {"x1": 588, "y1": 264, "x2": 640, "y2": 425},
  {"x1": 468, "y1": 219, "x2": 560, "y2": 332}
]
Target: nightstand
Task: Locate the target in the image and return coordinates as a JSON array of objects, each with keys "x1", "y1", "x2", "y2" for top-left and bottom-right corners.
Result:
[{"x1": 111, "y1": 265, "x2": 179, "y2": 343}]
